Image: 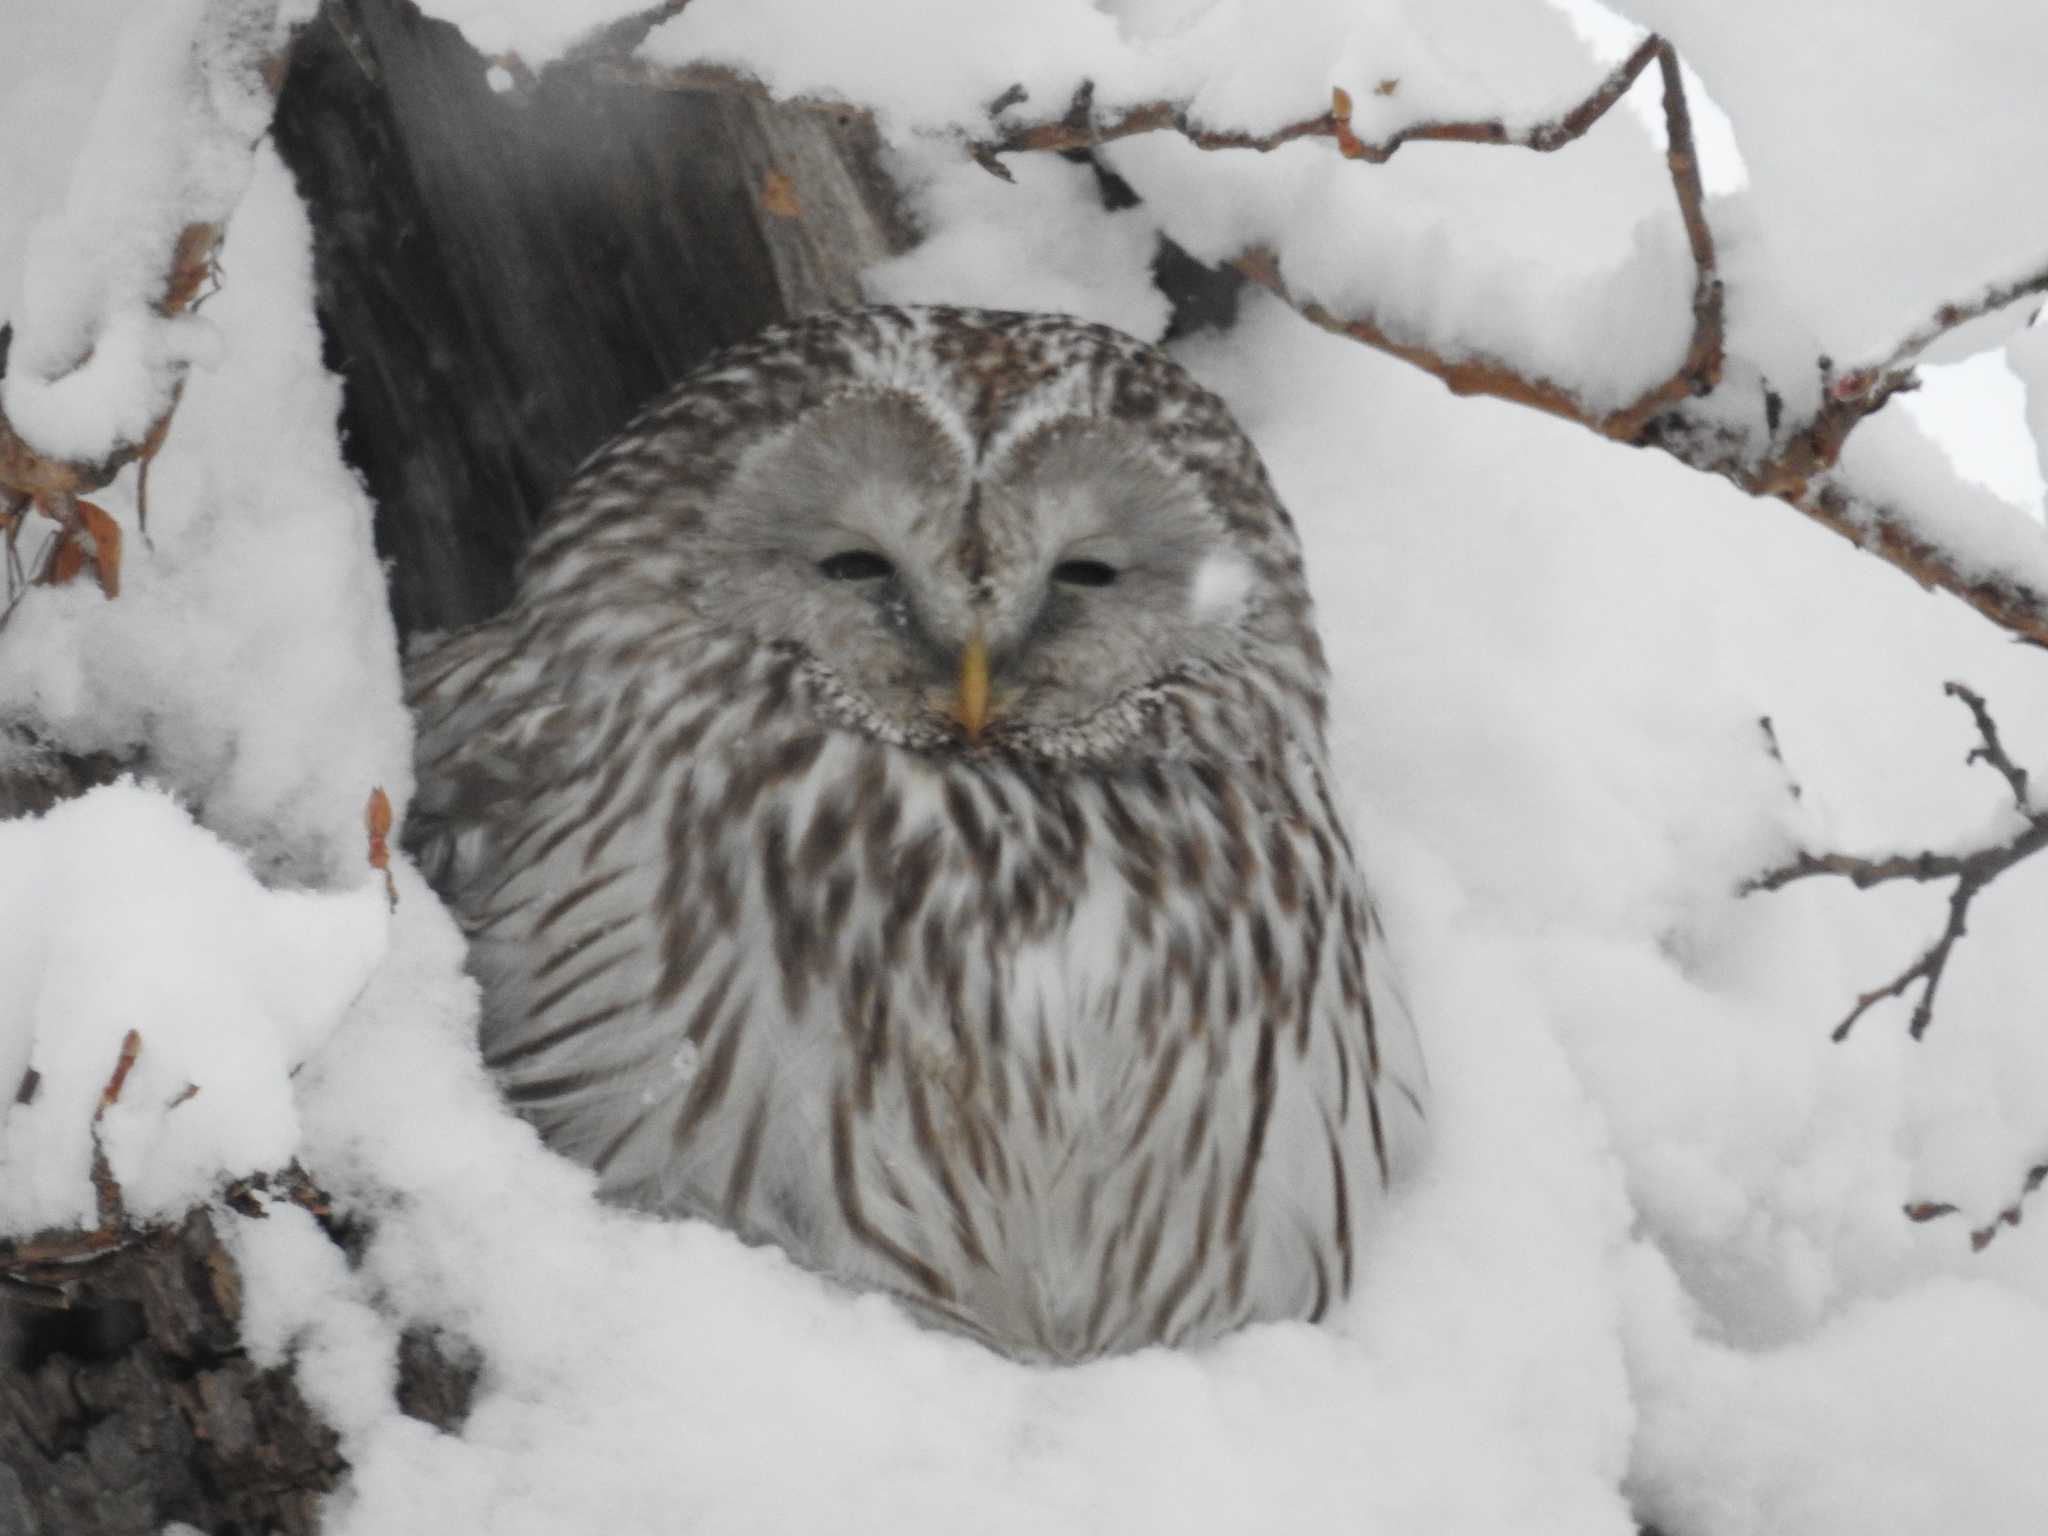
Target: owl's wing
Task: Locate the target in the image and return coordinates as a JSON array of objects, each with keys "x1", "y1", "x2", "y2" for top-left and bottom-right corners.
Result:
[{"x1": 402, "y1": 620, "x2": 578, "y2": 903}]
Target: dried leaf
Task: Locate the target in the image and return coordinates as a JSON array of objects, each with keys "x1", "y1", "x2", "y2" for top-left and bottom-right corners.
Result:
[
  {"x1": 75, "y1": 499, "x2": 122, "y2": 597},
  {"x1": 367, "y1": 786, "x2": 398, "y2": 908},
  {"x1": 1375, "y1": 78, "x2": 1400, "y2": 97},
  {"x1": 42, "y1": 530, "x2": 87, "y2": 587},
  {"x1": 367, "y1": 786, "x2": 393, "y2": 868},
  {"x1": 96, "y1": 1029, "x2": 143, "y2": 1118},
  {"x1": 1328, "y1": 87, "x2": 1367, "y2": 159}
]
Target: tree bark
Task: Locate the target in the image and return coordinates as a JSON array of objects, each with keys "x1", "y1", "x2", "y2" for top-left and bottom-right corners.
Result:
[
  {"x1": 0, "y1": 1210, "x2": 342, "y2": 1536},
  {"x1": 270, "y1": 0, "x2": 915, "y2": 640}
]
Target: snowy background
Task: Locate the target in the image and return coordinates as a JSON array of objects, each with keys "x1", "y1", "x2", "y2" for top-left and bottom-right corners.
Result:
[{"x1": 6, "y1": 1, "x2": 2048, "y2": 1532}]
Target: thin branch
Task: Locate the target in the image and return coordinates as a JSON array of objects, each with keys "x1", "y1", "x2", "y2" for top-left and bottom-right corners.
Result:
[
  {"x1": 1947, "y1": 680, "x2": 2031, "y2": 811},
  {"x1": 1601, "y1": 42, "x2": 1724, "y2": 437},
  {"x1": 1221, "y1": 42, "x2": 1723, "y2": 434},
  {"x1": 90, "y1": 1028, "x2": 143, "y2": 1230},
  {"x1": 971, "y1": 35, "x2": 1664, "y2": 169},
  {"x1": 1743, "y1": 684, "x2": 2048, "y2": 1041},
  {"x1": 1907, "y1": 1158, "x2": 2048, "y2": 1252},
  {"x1": 1873, "y1": 258, "x2": 2048, "y2": 376},
  {"x1": 1757, "y1": 715, "x2": 1804, "y2": 802},
  {"x1": 1234, "y1": 247, "x2": 1598, "y2": 425}
]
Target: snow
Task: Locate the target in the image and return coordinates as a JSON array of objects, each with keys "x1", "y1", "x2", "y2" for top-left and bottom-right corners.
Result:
[
  {"x1": 865, "y1": 145, "x2": 1171, "y2": 335},
  {"x1": 1902, "y1": 350, "x2": 2048, "y2": 519},
  {"x1": 2005, "y1": 320, "x2": 2048, "y2": 519},
  {"x1": 7, "y1": 1, "x2": 2048, "y2": 1533},
  {"x1": 0, "y1": 780, "x2": 388, "y2": 1234},
  {"x1": 1830, "y1": 407, "x2": 2048, "y2": 597}
]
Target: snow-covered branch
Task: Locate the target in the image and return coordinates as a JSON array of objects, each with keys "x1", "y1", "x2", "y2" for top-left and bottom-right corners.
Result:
[
  {"x1": 573, "y1": 16, "x2": 2048, "y2": 650},
  {"x1": 968, "y1": 34, "x2": 1666, "y2": 173},
  {"x1": 0, "y1": 0, "x2": 300, "y2": 537}
]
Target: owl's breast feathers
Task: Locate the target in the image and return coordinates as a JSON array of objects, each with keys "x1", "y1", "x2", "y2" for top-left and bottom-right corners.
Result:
[{"x1": 408, "y1": 622, "x2": 1426, "y2": 1360}]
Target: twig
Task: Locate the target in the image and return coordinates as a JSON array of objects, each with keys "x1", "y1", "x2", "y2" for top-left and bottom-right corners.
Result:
[
  {"x1": 89, "y1": 1029, "x2": 144, "y2": 1229},
  {"x1": 1601, "y1": 42, "x2": 1723, "y2": 437},
  {"x1": 1907, "y1": 1158, "x2": 2048, "y2": 1252},
  {"x1": 1947, "y1": 680, "x2": 2030, "y2": 810},
  {"x1": 1873, "y1": 259, "x2": 2048, "y2": 376},
  {"x1": 1744, "y1": 684, "x2": 2048, "y2": 1041},
  {"x1": 1758, "y1": 715, "x2": 1803, "y2": 802},
  {"x1": 971, "y1": 36, "x2": 1664, "y2": 169}
]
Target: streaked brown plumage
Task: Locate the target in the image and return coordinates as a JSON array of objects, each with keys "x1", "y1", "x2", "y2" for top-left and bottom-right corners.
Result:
[{"x1": 406, "y1": 305, "x2": 1427, "y2": 1359}]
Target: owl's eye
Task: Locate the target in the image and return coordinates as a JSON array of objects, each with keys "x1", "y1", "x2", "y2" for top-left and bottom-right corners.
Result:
[
  {"x1": 1052, "y1": 559, "x2": 1118, "y2": 588},
  {"x1": 819, "y1": 550, "x2": 895, "y2": 582}
]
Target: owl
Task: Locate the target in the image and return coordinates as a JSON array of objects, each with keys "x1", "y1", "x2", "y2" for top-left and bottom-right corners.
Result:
[{"x1": 405, "y1": 305, "x2": 1427, "y2": 1360}]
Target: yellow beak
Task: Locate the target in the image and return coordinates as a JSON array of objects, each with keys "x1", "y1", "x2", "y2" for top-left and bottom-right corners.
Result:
[{"x1": 955, "y1": 628, "x2": 991, "y2": 744}]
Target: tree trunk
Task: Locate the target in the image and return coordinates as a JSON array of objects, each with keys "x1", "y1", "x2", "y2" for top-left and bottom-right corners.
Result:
[{"x1": 270, "y1": 0, "x2": 914, "y2": 640}]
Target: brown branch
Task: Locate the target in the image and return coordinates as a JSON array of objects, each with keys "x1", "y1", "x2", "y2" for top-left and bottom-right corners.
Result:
[
  {"x1": 1743, "y1": 684, "x2": 2048, "y2": 1041},
  {"x1": 1235, "y1": 247, "x2": 1598, "y2": 426},
  {"x1": 602, "y1": 32, "x2": 1670, "y2": 185},
  {"x1": 1602, "y1": 42, "x2": 1723, "y2": 437},
  {"x1": 586, "y1": 26, "x2": 2048, "y2": 650},
  {"x1": 971, "y1": 35, "x2": 1663, "y2": 169},
  {"x1": 1011, "y1": 41, "x2": 2043, "y2": 651},
  {"x1": 1223, "y1": 41, "x2": 1722, "y2": 437}
]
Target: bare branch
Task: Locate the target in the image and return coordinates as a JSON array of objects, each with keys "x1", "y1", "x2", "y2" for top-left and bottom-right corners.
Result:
[
  {"x1": 1757, "y1": 716, "x2": 1804, "y2": 802},
  {"x1": 596, "y1": 30, "x2": 1668, "y2": 176},
  {"x1": 1596, "y1": 41, "x2": 1724, "y2": 437},
  {"x1": 968, "y1": 35, "x2": 1665, "y2": 169},
  {"x1": 1908, "y1": 1159, "x2": 2048, "y2": 1252},
  {"x1": 1947, "y1": 680, "x2": 2031, "y2": 810},
  {"x1": 1744, "y1": 684, "x2": 2048, "y2": 1040},
  {"x1": 90, "y1": 1028, "x2": 144, "y2": 1229}
]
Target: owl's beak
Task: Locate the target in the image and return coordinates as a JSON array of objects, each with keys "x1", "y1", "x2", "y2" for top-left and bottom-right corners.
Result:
[{"x1": 954, "y1": 627, "x2": 992, "y2": 743}]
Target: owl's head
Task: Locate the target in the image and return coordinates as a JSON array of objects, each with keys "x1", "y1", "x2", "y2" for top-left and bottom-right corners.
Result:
[{"x1": 527, "y1": 308, "x2": 1329, "y2": 764}]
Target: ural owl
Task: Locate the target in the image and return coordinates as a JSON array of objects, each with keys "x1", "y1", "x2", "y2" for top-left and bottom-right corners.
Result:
[{"x1": 406, "y1": 305, "x2": 1427, "y2": 1360}]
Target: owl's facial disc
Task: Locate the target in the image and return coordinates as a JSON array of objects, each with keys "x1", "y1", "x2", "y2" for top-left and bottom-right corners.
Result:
[{"x1": 703, "y1": 390, "x2": 1265, "y2": 759}]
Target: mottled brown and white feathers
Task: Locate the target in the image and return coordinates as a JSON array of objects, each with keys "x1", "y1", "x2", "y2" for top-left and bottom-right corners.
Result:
[{"x1": 406, "y1": 305, "x2": 1426, "y2": 1360}]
